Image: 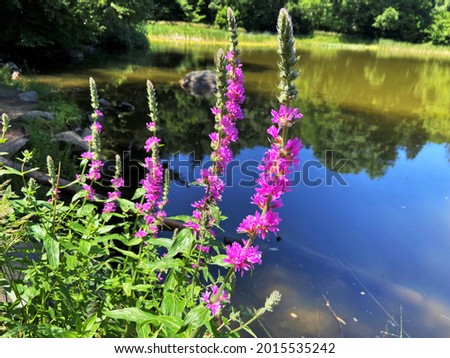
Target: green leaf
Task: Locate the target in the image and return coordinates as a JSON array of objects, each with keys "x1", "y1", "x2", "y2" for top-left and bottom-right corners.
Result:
[
  {"x1": 105, "y1": 307, "x2": 154, "y2": 323},
  {"x1": 161, "y1": 293, "x2": 185, "y2": 318},
  {"x1": 97, "y1": 225, "x2": 115, "y2": 235},
  {"x1": 136, "y1": 322, "x2": 151, "y2": 338},
  {"x1": 30, "y1": 224, "x2": 46, "y2": 242},
  {"x1": 96, "y1": 233, "x2": 126, "y2": 243},
  {"x1": 140, "y1": 258, "x2": 183, "y2": 271},
  {"x1": 43, "y1": 233, "x2": 59, "y2": 269},
  {"x1": 209, "y1": 205, "x2": 222, "y2": 226},
  {"x1": 167, "y1": 215, "x2": 192, "y2": 223},
  {"x1": 104, "y1": 308, "x2": 182, "y2": 332},
  {"x1": 131, "y1": 284, "x2": 154, "y2": 292},
  {"x1": 81, "y1": 313, "x2": 99, "y2": 337},
  {"x1": 66, "y1": 255, "x2": 78, "y2": 270},
  {"x1": 2, "y1": 324, "x2": 78, "y2": 338},
  {"x1": 122, "y1": 281, "x2": 132, "y2": 296},
  {"x1": 151, "y1": 238, "x2": 173, "y2": 249},
  {"x1": 177, "y1": 305, "x2": 211, "y2": 334},
  {"x1": 131, "y1": 187, "x2": 146, "y2": 200},
  {"x1": 120, "y1": 237, "x2": 143, "y2": 247},
  {"x1": 117, "y1": 198, "x2": 136, "y2": 213},
  {"x1": 71, "y1": 190, "x2": 87, "y2": 203},
  {"x1": 77, "y1": 203, "x2": 96, "y2": 217},
  {"x1": 2, "y1": 166, "x2": 23, "y2": 176},
  {"x1": 68, "y1": 221, "x2": 87, "y2": 235},
  {"x1": 167, "y1": 228, "x2": 194, "y2": 258},
  {"x1": 79, "y1": 239, "x2": 91, "y2": 256},
  {"x1": 112, "y1": 246, "x2": 139, "y2": 260},
  {"x1": 211, "y1": 254, "x2": 229, "y2": 267}
]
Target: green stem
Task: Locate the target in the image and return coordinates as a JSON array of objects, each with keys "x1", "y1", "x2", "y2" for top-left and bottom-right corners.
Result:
[
  {"x1": 51, "y1": 162, "x2": 61, "y2": 234},
  {"x1": 229, "y1": 306, "x2": 267, "y2": 335}
]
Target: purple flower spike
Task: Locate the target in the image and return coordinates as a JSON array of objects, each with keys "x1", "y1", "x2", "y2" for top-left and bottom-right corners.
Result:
[
  {"x1": 201, "y1": 285, "x2": 230, "y2": 316},
  {"x1": 224, "y1": 240, "x2": 262, "y2": 276}
]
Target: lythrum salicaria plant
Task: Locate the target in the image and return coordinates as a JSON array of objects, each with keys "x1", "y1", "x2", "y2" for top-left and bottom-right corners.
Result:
[{"x1": 0, "y1": 8, "x2": 301, "y2": 338}]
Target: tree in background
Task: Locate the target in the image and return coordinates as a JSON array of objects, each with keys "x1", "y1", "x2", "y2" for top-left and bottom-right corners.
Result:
[
  {"x1": 427, "y1": 0, "x2": 450, "y2": 45},
  {"x1": 0, "y1": 0, "x2": 153, "y2": 53}
]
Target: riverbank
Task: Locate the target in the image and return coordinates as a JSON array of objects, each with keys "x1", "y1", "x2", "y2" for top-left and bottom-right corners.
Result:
[
  {"x1": 147, "y1": 22, "x2": 450, "y2": 58},
  {"x1": 0, "y1": 68, "x2": 84, "y2": 178}
]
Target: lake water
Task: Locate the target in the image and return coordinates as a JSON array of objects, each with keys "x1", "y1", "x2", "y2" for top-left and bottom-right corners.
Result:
[{"x1": 37, "y1": 43, "x2": 450, "y2": 337}]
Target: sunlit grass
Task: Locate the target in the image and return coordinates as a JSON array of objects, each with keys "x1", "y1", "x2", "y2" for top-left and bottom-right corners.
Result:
[{"x1": 146, "y1": 22, "x2": 450, "y2": 58}]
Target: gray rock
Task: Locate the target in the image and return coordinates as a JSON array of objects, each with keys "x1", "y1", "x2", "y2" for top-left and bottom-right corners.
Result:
[
  {"x1": 80, "y1": 127, "x2": 92, "y2": 139},
  {"x1": 180, "y1": 70, "x2": 217, "y2": 97},
  {"x1": 54, "y1": 131, "x2": 88, "y2": 152},
  {"x1": 3, "y1": 61, "x2": 20, "y2": 73},
  {"x1": 0, "y1": 136, "x2": 28, "y2": 157},
  {"x1": 19, "y1": 91, "x2": 39, "y2": 103},
  {"x1": 99, "y1": 98, "x2": 112, "y2": 107},
  {"x1": 115, "y1": 102, "x2": 135, "y2": 113},
  {"x1": 24, "y1": 110, "x2": 54, "y2": 121}
]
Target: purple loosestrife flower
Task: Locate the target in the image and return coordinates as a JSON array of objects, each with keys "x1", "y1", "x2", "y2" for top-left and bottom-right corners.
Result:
[
  {"x1": 201, "y1": 285, "x2": 230, "y2": 316},
  {"x1": 236, "y1": 8, "x2": 302, "y2": 263},
  {"x1": 196, "y1": 244, "x2": 211, "y2": 253},
  {"x1": 102, "y1": 202, "x2": 116, "y2": 214},
  {"x1": 223, "y1": 240, "x2": 262, "y2": 276},
  {"x1": 186, "y1": 46, "x2": 245, "y2": 236},
  {"x1": 78, "y1": 78, "x2": 104, "y2": 200},
  {"x1": 82, "y1": 184, "x2": 96, "y2": 201},
  {"x1": 111, "y1": 177, "x2": 124, "y2": 189},
  {"x1": 81, "y1": 151, "x2": 94, "y2": 159},
  {"x1": 237, "y1": 210, "x2": 282, "y2": 240},
  {"x1": 135, "y1": 80, "x2": 167, "y2": 238},
  {"x1": 270, "y1": 105, "x2": 302, "y2": 126},
  {"x1": 134, "y1": 229, "x2": 147, "y2": 238},
  {"x1": 93, "y1": 109, "x2": 104, "y2": 119},
  {"x1": 90, "y1": 121, "x2": 102, "y2": 133},
  {"x1": 102, "y1": 155, "x2": 124, "y2": 215}
]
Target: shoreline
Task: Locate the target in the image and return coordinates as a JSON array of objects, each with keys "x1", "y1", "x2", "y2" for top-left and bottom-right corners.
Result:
[{"x1": 147, "y1": 23, "x2": 450, "y2": 59}]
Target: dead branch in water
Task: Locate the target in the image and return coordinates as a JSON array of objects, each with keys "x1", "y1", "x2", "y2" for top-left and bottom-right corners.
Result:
[{"x1": 322, "y1": 294, "x2": 346, "y2": 338}]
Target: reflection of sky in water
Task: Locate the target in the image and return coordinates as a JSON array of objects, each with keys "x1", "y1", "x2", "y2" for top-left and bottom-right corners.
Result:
[{"x1": 165, "y1": 143, "x2": 450, "y2": 337}]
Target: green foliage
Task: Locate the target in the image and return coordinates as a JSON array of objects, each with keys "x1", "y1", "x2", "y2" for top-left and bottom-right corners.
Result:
[
  {"x1": 152, "y1": 0, "x2": 443, "y2": 44},
  {"x1": 0, "y1": 0, "x2": 153, "y2": 52},
  {"x1": 427, "y1": 8, "x2": 450, "y2": 45},
  {"x1": 285, "y1": 2, "x2": 315, "y2": 35},
  {"x1": 373, "y1": 7, "x2": 400, "y2": 34}
]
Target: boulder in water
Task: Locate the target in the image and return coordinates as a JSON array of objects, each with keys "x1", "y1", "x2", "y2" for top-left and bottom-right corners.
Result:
[{"x1": 180, "y1": 70, "x2": 217, "y2": 97}]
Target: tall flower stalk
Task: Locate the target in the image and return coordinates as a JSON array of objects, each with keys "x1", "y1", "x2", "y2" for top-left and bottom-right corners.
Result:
[
  {"x1": 186, "y1": 8, "x2": 245, "y2": 239},
  {"x1": 78, "y1": 78, "x2": 104, "y2": 200},
  {"x1": 212, "y1": 8, "x2": 303, "y2": 312},
  {"x1": 134, "y1": 80, "x2": 168, "y2": 238}
]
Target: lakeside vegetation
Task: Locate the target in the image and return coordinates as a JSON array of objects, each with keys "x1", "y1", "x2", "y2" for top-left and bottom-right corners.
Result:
[
  {"x1": 1, "y1": 1, "x2": 449, "y2": 62},
  {"x1": 147, "y1": 21, "x2": 450, "y2": 57}
]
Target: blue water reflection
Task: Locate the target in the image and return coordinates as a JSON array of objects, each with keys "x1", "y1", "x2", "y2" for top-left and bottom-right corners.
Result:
[{"x1": 165, "y1": 141, "x2": 450, "y2": 337}]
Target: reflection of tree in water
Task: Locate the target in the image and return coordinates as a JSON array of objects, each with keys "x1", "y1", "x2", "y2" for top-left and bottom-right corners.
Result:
[
  {"x1": 98, "y1": 83, "x2": 430, "y2": 181},
  {"x1": 299, "y1": 101, "x2": 429, "y2": 178}
]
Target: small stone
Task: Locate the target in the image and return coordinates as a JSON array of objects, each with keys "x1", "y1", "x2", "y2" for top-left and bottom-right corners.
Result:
[
  {"x1": 99, "y1": 98, "x2": 112, "y2": 107},
  {"x1": 24, "y1": 110, "x2": 54, "y2": 121},
  {"x1": 19, "y1": 91, "x2": 39, "y2": 103}
]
